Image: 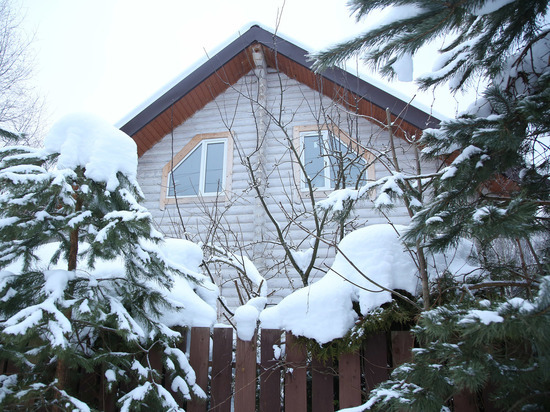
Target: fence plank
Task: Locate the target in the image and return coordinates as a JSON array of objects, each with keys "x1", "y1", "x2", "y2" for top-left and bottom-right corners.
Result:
[
  {"x1": 77, "y1": 369, "x2": 99, "y2": 408},
  {"x1": 260, "y1": 329, "x2": 282, "y2": 412},
  {"x1": 391, "y1": 331, "x2": 414, "y2": 367},
  {"x1": 187, "y1": 327, "x2": 210, "y2": 412},
  {"x1": 149, "y1": 343, "x2": 163, "y2": 384},
  {"x1": 100, "y1": 365, "x2": 117, "y2": 412},
  {"x1": 210, "y1": 327, "x2": 233, "y2": 412},
  {"x1": 235, "y1": 334, "x2": 257, "y2": 412},
  {"x1": 363, "y1": 332, "x2": 389, "y2": 394},
  {"x1": 312, "y1": 356, "x2": 334, "y2": 412},
  {"x1": 339, "y1": 351, "x2": 362, "y2": 409},
  {"x1": 285, "y1": 332, "x2": 307, "y2": 412},
  {"x1": 454, "y1": 389, "x2": 478, "y2": 412}
]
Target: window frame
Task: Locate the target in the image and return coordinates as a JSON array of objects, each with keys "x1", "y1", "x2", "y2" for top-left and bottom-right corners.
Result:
[
  {"x1": 160, "y1": 132, "x2": 233, "y2": 209},
  {"x1": 293, "y1": 125, "x2": 375, "y2": 194}
]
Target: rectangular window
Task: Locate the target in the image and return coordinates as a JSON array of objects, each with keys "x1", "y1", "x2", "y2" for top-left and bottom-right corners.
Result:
[
  {"x1": 168, "y1": 139, "x2": 226, "y2": 197},
  {"x1": 300, "y1": 130, "x2": 368, "y2": 190}
]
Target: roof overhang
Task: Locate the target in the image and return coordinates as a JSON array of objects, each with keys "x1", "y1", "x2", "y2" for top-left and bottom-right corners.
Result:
[{"x1": 120, "y1": 25, "x2": 440, "y2": 157}]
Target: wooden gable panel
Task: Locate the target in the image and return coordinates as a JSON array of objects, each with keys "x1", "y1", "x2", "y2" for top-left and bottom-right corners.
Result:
[
  {"x1": 263, "y1": 46, "x2": 422, "y2": 140},
  {"x1": 132, "y1": 49, "x2": 254, "y2": 156},
  {"x1": 125, "y1": 26, "x2": 437, "y2": 157}
]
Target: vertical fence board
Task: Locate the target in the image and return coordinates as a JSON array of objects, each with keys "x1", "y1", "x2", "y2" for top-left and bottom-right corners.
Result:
[
  {"x1": 210, "y1": 327, "x2": 233, "y2": 412},
  {"x1": 187, "y1": 327, "x2": 210, "y2": 412},
  {"x1": 285, "y1": 332, "x2": 307, "y2": 412},
  {"x1": 149, "y1": 343, "x2": 163, "y2": 384},
  {"x1": 235, "y1": 334, "x2": 257, "y2": 412},
  {"x1": 363, "y1": 332, "x2": 389, "y2": 394},
  {"x1": 339, "y1": 351, "x2": 362, "y2": 409},
  {"x1": 100, "y1": 365, "x2": 117, "y2": 412},
  {"x1": 77, "y1": 369, "x2": 99, "y2": 408},
  {"x1": 454, "y1": 390, "x2": 479, "y2": 412},
  {"x1": 481, "y1": 384, "x2": 502, "y2": 412},
  {"x1": 312, "y1": 356, "x2": 334, "y2": 412},
  {"x1": 391, "y1": 331, "x2": 414, "y2": 367},
  {"x1": 260, "y1": 329, "x2": 282, "y2": 412}
]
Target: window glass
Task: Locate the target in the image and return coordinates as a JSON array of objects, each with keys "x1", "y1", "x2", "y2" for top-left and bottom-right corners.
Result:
[
  {"x1": 302, "y1": 131, "x2": 367, "y2": 190},
  {"x1": 204, "y1": 142, "x2": 225, "y2": 193},
  {"x1": 168, "y1": 139, "x2": 226, "y2": 197},
  {"x1": 329, "y1": 139, "x2": 366, "y2": 188},
  {"x1": 169, "y1": 145, "x2": 201, "y2": 196},
  {"x1": 303, "y1": 134, "x2": 328, "y2": 188}
]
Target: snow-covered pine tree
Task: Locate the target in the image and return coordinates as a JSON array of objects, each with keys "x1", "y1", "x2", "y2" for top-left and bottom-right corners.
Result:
[
  {"x1": 315, "y1": 0, "x2": 550, "y2": 410},
  {"x1": 0, "y1": 114, "x2": 213, "y2": 411}
]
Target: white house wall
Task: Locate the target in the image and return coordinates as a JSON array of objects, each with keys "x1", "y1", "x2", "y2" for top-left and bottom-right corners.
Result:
[{"x1": 136, "y1": 68, "x2": 435, "y2": 312}]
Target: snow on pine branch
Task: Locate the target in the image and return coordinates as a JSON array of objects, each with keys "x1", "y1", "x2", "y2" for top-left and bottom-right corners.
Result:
[
  {"x1": 44, "y1": 113, "x2": 139, "y2": 192},
  {"x1": 317, "y1": 171, "x2": 440, "y2": 214}
]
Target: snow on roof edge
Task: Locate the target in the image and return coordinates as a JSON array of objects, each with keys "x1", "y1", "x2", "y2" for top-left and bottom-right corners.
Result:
[
  {"x1": 115, "y1": 22, "x2": 265, "y2": 128},
  {"x1": 115, "y1": 23, "x2": 447, "y2": 129}
]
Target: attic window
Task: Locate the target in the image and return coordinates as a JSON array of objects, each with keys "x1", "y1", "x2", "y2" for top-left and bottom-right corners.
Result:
[
  {"x1": 168, "y1": 140, "x2": 226, "y2": 196},
  {"x1": 294, "y1": 125, "x2": 375, "y2": 192},
  {"x1": 160, "y1": 132, "x2": 233, "y2": 208}
]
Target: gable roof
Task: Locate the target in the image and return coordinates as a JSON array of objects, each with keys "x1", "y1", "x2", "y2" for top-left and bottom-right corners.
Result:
[{"x1": 120, "y1": 25, "x2": 440, "y2": 157}]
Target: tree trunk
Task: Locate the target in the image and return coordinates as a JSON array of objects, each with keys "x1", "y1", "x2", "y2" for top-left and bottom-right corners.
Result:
[{"x1": 54, "y1": 195, "x2": 82, "y2": 407}]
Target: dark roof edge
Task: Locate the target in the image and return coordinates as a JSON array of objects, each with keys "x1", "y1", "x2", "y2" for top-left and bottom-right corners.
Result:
[{"x1": 120, "y1": 25, "x2": 439, "y2": 137}]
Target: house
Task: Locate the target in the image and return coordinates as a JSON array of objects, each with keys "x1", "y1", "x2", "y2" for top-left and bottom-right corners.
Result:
[{"x1": 120, "y1": 25, "x2": 440, "y2": 314}]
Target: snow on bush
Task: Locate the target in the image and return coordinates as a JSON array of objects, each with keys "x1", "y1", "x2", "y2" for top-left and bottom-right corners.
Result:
[{"x1": 260, "y1": 224, "x2": 477, "y2": 344}]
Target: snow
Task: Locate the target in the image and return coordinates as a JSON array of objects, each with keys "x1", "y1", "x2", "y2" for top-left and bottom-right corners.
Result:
[
  {"x1": 458, "y1": 309, "x2": 504, "y2": 325},
  {"x1": 472, "y1": 206, "x2": 506, "y2": 223},
  {"x1": 441, "y1": 166, "x2": 457, "y2": 180},
  {"x1": 392, "y1": 53, "x2": 414, "y2": 82},
  {"x1": 260, "y1": 224, "x2": 478, "y2": 344},
  {"x1": 426, "y1": 216, "x2": 444, "y2": 225},
  {"x1": 157, "y1": 239, "x2": 218, "y2": 327},
  {"x1": 164, "y1": 347, "x2": 206, "y2": 399},
  {"x1": 44, "y1": 113, "x2": 138, "y2": 192},
  {"x1": 272, "y1": 344, "x2": 282, "y2": 360},
  {"x1": 472, "y1": 0, "x2": 516, "y2": 16},
  {"x1": 364, "y1": 4, "x2": 425, "y2": 32},
  {"x1": 58, "y1": 389, "x2": 91, "y2": 412},
  {"x1": 290, "y1": 248, "x2": 314, "y2": 273},
  {"x1": 242, "y1": 256, "x2": 267, "y2": 297},
  {"x1": 374, "y1": 192, "x2": 393, "y2": 208},
  {"x1": 451, "y1": 145, "x2": 483, "y2": 166},
  {"x1": 234, "y1": 296, "x2": 267, "y2": 341},
  {"x1": 234, "y1": 304, "x2": 261, "y2": 341},
  {"x1": 260, "y1": 225, "x2": 418, "y2": 343},
  {"x1": 43, "y1": 270, "x2": 75, "y2": 301},
  {"x1": 104, "y1": 369, "x2": 117, "y2": 382},
  {"x1": 0, "y1": 239, "x2": 218, "y2": 335}
]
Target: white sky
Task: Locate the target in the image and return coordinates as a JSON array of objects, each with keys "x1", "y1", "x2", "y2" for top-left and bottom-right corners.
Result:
[{"x1": 16, "y1": 0, "x2": 472, "y2": 130}]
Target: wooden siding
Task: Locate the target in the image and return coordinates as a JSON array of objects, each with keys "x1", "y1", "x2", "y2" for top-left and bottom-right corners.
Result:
[
  {"x1": 136, "y1": 69, "x2": 437, "y2": 311},
  {"x1": 133, "y1": 48, "x2": 256, "y2": 157}
]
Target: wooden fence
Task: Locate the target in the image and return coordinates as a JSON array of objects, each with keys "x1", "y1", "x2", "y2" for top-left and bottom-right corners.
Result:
[
  {"x1": 1, "y1": 327, "x2": 499, "y2": 411},
  {"x1": 119, "y1": 327, "x2": 492, "y2": 411}
]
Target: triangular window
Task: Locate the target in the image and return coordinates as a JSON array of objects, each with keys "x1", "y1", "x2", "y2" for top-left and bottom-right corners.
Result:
[{"x1": 168, "y1": 139, "x2": 226, "y2": 197}]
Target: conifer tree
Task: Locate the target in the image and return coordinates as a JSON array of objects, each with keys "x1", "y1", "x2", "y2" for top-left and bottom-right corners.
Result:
[
  {"x1": 315, "y1": 1, "x2": 550, "y2": 410},
  {"x1": 0, "y1": 114, "x2": 210, "y2": 411}
]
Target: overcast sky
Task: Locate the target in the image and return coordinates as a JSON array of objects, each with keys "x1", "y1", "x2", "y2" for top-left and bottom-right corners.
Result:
[{"x1": 17, "y1": 0, "x2": 473, "y2": 130}]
